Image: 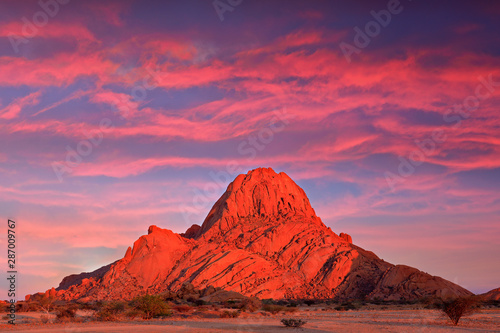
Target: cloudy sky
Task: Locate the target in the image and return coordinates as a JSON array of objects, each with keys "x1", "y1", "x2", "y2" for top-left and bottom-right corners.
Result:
[{"x1": 0, "y1": 0, "x2": 499, "y2": 298}]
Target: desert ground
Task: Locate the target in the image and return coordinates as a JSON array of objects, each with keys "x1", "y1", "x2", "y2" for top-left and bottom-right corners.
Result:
[{"x1": 2, "y1": 307, "x2": 499, "y2": 333}]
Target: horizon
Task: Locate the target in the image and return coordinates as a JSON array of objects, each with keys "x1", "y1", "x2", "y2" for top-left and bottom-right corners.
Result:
[{"x1": 1, "y1": 0, "x2": 500, "y2": 299}]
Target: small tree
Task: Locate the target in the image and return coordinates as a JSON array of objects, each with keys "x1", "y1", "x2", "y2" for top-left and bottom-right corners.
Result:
[
  {"x1": 131, "y1": 295, "x2": 170, "y2": 319},
  {"x1": 38, "y1": 296, "x2": 56, "y2": 315},
  {"x1": 441, "y1": 297, "x2": 479, "y2": 325}
]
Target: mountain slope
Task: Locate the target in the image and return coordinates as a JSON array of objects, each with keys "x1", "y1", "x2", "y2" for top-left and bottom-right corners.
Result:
[{"x1": 32, "y1": 168, "x2": 472, "y2": 301}]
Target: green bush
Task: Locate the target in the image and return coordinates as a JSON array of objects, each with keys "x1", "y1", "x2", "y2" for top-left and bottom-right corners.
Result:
[{"x1": 131, "y1": 295, "x2": 171, "y2": 319}]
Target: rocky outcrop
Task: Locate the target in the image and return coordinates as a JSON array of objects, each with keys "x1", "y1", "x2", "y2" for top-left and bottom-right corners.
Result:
[
  {"x1": 369, "y1": 265, "x2": 472, "y2": 300},
  {"x1": 56, "y1": 262, "x2": 115, "y2": 291},
  {"x1": 480, "y1": 288, "x2": 500, "y2": 301},
  {"x1": 33, "y1": 167, "x2": 472, "y2": 302},
  {"x1": 339, "y1": 232, "x2": 352, "y2": 243},
  {"x1": 180, "y1": 224, "x2": 201, "y2": 239}
]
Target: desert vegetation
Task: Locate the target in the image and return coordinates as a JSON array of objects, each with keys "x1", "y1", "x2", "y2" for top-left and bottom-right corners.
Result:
[
  {"x1": 439, "y1": 296, "x2": 480, "y2": 325},
  {"x1": 1, "y1": 293, "x2": 499, "y2": 330},
  {"x1": 281, "y1": 318, "x2": 307, "y2": 328}
]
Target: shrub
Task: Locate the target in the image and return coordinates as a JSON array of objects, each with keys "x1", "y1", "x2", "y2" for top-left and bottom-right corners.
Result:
[
  {"x1": 440, "y1": 297, "x2": 479, "y2": 326},
  {"x1": 38, "y1": 296, "x2": 56, "y2": 315},
  {"x1": 304, "y1": 300, "x2": 315, "y2": 306},
  {"x1": 79, "y1": 301, "x2": 102, "y2": 311},
  {"x1": 131, "y1": 295, "x2": 171, "y2": 319},
  {"x1": 239, "y1": 297, "x2": 261, "y2": 312},
  {"x1": 335, "y1": 302, "x2": 359, "y2": 311},
  {"x1": 95, "y1": 307, "x2": 117, "y2": 321},
  {"x1": 56, "y1": 307, "x2": 76, "y2": 320},
  {"x1": 40, "y1": 314, "x2": 50, "y2": 324},
  {"x1": 125, "y1": 309, "x2": 143, "y2": 319},
  {"x1": 281, "y1": 318, "x2": 307, "y2": 328},
  {"x1": 223, "y1": 300, "x2": 240, "y2": 309},
  {"x1": 93, "y1": 301, "x2": 126, "y2": 322},
  {"x1": 16, "y1": 302, "x2": 30, "y2": 312},
  {"x1": 262, "y1": 304, "x2": 284, "y2": 314},
  {"x1": 107, "y1": 301, "x2": 126, "y2": 313},
  {"x1": 219, "y1": 310, "x2": 240, "y2": 318},
  {"x1": 483, "y1": 300, "x2": 500, "y2": 308}
]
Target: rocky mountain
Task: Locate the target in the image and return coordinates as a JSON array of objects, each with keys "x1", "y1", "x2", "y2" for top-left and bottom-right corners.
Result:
[{"x1": 28, "y1": 168, "x2": 472, "y2": 302}]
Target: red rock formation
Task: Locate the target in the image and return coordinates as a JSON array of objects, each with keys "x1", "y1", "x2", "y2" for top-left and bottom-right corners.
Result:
[
  {"x1": 339, "y1": 232, "x2": 352, "y2": 243},
  {"x1": 197, "y1": 167, "x2": 322, "y2": 238},
  {"x1": 36, "y1": 168, "x2": 472, "y2": 302},
  {"x1": 180, "y1": 224, "x2": 201, "y2": 239}
]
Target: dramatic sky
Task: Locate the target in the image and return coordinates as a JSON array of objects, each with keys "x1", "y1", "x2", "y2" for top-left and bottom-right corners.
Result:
[{"x1": 1, "y1": 0, "x2": 499, "y2": 298}]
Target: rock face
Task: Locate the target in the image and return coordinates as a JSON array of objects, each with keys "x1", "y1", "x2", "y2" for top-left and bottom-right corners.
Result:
[{"x1": 35, "y1": 167, "x2": 473, "y2": 301}]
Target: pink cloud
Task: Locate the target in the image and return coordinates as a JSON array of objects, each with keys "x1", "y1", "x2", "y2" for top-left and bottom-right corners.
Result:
[
  {"x1": 0, "y1": 53, "x2": 118, "y2": 87},
  {"x1": 0, "y1": 91, "x2": 41, "y2": 119}
]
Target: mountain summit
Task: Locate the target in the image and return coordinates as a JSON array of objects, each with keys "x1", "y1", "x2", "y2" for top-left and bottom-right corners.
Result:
[
  {"x1": 197, "y1": 167, "x2": 322, "y2": 237},
  {"x1": 30, "y1": 168, "x2": 472, "y2": 301}
]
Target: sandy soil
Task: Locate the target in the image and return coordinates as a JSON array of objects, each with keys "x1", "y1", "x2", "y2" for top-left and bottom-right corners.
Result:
[{"x1": 1, "y1": 308, "x2": 499, "y2": 332}]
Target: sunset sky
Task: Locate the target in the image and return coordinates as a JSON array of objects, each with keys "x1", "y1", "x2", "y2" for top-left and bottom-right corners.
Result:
[{"x1": 1, "y1": 0, "x2": 499, "y2": 298}]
